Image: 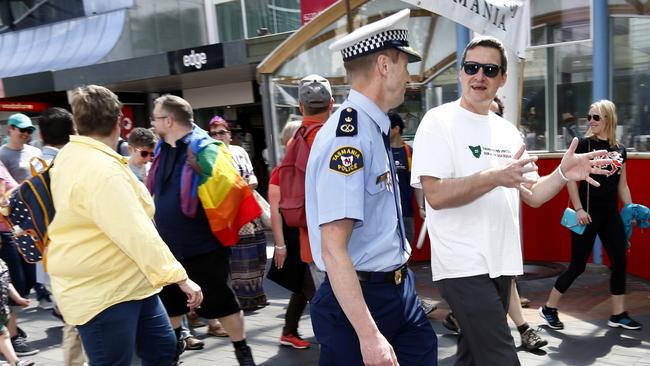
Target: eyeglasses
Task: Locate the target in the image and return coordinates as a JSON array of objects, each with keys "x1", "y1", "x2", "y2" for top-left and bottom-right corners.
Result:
[
  {"x1": 462, "y1": 61, "x2": 502, "y2": 78},
  {"x1": 137, "y1": 149, "x2": 154, "y2": 158},
  {"x1": 587, "y1": 114, "x2": 601, "y2": 122},
  {"x1": 150, "y1": 115, "x2": 168, "y2": 122},
  {"x1": 209, "y1": 130, "x2": 229, "y2": 137},
  {"x1": 13, "y1": 126, "x2": 34, "y2": 134}
]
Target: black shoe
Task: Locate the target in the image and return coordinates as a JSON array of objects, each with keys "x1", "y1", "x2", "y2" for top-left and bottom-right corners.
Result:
[
  {"x1": 173, "y1": 338, "x2": 185, "y2": 363},
  {"x1": 442, "y1": 312, "x2": 460, "y2": 333},
  {"x1": 11, "y1": 337, "x2": 38, "y2": 356},
  {"x1": 539, "y1": 306, "x2": 564, "y2": 330},
  {"x1": 235, "y1": 345, "x2": 256, "y2": 366},
  {"x1": 608, "y1": 312, "x2": 642, "y2": 330},
  {"x1": 16, "y1": 326, "x2": 27, "y2": 339}
]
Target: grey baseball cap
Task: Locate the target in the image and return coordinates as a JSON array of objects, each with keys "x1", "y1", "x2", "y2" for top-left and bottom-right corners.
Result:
[{"x1": 299, "y1": 74, "x2": 332, "y2": 108}]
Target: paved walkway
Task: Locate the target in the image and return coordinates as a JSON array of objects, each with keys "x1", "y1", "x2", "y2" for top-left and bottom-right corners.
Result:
[{"x1": 8, "y1": 247, "x2": 650, "y2": 365}]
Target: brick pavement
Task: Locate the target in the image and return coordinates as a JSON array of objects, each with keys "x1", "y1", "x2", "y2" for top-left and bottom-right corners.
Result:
[{"x1": 6, "y1": 249, "x2": 650, "y2": 365}]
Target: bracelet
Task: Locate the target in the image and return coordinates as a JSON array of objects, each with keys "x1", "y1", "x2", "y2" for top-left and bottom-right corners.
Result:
[
  {"x1": 557, "y1": 166, "x2": 569, "y2": 182},
  {"x1": 274, "y1": 245, "x2": 286, "y2": 250},
  {"x1": 575, "y1": 207, "x2": 585, "y2": 212}
]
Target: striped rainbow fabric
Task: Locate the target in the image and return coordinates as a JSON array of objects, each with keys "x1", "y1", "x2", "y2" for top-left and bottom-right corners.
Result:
[
  {"x1": 147, "y1": 126, "x2": 261, "y2": 246},
  {"x1": 193, "y1": 141, "x2": 262, "y2": 245}
]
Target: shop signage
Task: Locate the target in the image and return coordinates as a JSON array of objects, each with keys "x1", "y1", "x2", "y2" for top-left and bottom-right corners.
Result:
[
  {"x1": 168, "y1": 44, "x2": 224, "y2": 74},
  {"x1": 402, "y1": 0, "x2": 530, "y2": 58},
  {"x1": 301, "y1": 0, "x2": 336, "y2": 24},
  {"x1": 0, "y1": 101, "x2": 50, "y2": 112}
]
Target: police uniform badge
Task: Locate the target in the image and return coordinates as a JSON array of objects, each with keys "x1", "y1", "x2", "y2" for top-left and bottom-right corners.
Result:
[
  {"x1": 337, "y1": 107, "x2": 357, "y2": 137},
  {"x1": 329, "y1": 146, "x2": 363, "y2": 175}
]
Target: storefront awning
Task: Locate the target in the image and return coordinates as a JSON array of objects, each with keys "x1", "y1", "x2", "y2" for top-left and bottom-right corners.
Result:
[{"x1": 0, "y1": 9, "x2": 126, "y2": 78}]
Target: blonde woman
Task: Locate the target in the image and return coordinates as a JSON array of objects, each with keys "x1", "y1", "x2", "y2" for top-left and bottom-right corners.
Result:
[{"x1": 540, "y1": 100, "x2": 642, "y2": 330}]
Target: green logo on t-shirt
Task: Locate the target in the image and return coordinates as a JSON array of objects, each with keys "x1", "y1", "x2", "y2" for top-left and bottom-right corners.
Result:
[{"x1": 469, "y1": 145, "x2": 482, "y2": 158}]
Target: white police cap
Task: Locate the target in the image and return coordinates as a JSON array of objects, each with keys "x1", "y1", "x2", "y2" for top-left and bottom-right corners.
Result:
[{"x1": 329, "y1": 9, "x2": 421, "y2": 63}]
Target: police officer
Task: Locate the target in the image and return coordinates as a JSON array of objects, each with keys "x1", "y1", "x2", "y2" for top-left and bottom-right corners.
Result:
[{"x1": 305, "y1": 9, "x2": 437, "y2": 366}]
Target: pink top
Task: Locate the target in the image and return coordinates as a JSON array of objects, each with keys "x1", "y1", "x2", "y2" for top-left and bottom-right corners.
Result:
[{"x1": 0, "y1": 162, "x2": 18, "y2": 232}]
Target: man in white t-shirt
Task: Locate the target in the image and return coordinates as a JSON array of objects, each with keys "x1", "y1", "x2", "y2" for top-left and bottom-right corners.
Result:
[{"x1": 411, "y1": 36, "x2": 612, "y2": 365}]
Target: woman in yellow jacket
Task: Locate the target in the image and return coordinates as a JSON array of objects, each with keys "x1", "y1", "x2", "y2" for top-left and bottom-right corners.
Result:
[{"x1": 47, "y1": 85, "x2": 202, "y2": 366}]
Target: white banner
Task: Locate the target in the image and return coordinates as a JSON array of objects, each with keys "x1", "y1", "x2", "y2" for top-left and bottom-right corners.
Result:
[{"x1": 402, "y1": 0, "x2": 530, "y2": 58}]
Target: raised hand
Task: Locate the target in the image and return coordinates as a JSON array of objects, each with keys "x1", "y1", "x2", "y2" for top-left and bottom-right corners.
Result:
[
  {"x1": 560, "y1": 138, "x2": 612, "y2": 187},
  {"x1": 494, "y1": 144, "x2": 539, "y2": 192}
]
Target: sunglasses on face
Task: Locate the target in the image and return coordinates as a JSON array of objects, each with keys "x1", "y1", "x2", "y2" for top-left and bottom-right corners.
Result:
[
  {"x1": 137, "y1": 149, "x2": 154, "y2": 158},
  {"x1": 462, "y1": 61, "x2": 502, "y2": 78},
  {"x1": 587, "y1": 114, "x2": 601, "y2": 122},
  {"x1": 14, "y1": 127, "x2": 34, "y2": 134},
  {"x1": 209, "y1": 130, "x2": 229, "y2": 137}
]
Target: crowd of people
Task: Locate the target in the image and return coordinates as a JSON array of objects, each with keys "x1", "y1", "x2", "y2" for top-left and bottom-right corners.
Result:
[{"x1": 0, "y1": 8, "x2": 644, "y2": 366}]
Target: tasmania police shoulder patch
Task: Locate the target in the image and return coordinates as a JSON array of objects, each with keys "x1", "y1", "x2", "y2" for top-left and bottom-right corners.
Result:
[
  {"x1": 329, "y1": 146, "x2": 364, "y2": 175},
  {"x1": 336, "y1": 107, "x2": 358, "y2": 137}
]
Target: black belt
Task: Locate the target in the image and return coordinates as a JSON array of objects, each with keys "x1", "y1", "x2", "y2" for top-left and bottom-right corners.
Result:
[{"x1": 356, "y1": 264, "x2": 407, "y2": 285}]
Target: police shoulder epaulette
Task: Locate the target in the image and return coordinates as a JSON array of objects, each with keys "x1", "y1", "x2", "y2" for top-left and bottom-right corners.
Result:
[{"x1": 336, "y1": 107, "x2": 358, "y2": 137}]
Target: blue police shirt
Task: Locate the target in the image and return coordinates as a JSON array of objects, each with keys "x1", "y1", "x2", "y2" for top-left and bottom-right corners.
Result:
[{"x1": 305, "y1": 89, "x2": 411, "y2": 272}]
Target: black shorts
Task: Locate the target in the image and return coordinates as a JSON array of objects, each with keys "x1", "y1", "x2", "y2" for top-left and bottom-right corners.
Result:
[{"x1": 159, "y1": 250, "x2": 240, "y2": 319}]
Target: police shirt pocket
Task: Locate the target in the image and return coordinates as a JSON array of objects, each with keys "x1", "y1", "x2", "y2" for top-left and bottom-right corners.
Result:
[{"x1": 366, "y1": 171, "x2": 389, "y2": 196}]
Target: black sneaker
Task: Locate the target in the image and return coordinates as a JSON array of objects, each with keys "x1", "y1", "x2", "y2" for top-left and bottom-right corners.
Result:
[
  {"x1": 235, "y1": 345, "x2": 256, "y2": 366},
  {"x1": 608, "y1": 312, "x2": 642, "y2": 330},
  {"x1": 442, "y1": 312, "x2": 460, "y2": 334},
  {"x1": 539, "y1": 306, "x2": 564, "y2": 330},
  {"x1": 16, "y1": 326, "x2": 28, "y2": 339},
  {"x1": 520, "y1": 328, "x2": 548, "y2": 350},
  {"x1": 11, "y1": 337, "x2": 38, "y2": 356}
]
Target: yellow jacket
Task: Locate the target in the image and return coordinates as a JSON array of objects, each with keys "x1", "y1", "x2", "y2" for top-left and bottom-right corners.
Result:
[{"x1": 48, "y1": 136, "x2": 187, "y2": 325}]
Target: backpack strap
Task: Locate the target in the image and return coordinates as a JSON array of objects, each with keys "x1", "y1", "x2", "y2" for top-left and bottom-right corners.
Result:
[{"x1": 402, "y1": 142, "x2": 412, "y2": 171}]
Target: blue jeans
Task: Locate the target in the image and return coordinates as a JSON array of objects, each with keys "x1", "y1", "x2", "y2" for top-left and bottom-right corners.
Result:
[{"x1": 77, "y1": 295, "x2": 176, "y2": 366}]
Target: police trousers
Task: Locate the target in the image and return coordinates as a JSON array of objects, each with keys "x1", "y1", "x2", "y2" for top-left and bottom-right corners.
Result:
[{"x1": 310, "y1": 269, "x2": 437, "y2": 365}]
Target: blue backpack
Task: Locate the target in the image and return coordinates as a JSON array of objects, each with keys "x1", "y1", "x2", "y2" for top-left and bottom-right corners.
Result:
[{"x1": 1, "y1": 157, "x2": 55, "y2": 263}]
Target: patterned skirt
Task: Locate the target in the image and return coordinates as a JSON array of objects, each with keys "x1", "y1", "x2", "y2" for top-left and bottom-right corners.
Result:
[{"x1": 230, "y1": 221, "x2": 268, "y2": 310}]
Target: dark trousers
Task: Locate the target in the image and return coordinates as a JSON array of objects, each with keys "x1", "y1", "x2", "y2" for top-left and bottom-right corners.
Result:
[
  {"x1": 0, "y1": 233, "x2": 36, "y2": 301},
  {"x1": 283, "y1": 266, "x2": 316, "y2": 335},
  {"x1": 311, "y1": 269, "x2": 437, "y2": 365},
  {"x1": 77, "y1": 295, "x2": 176, "y2": 366},
  {"x1": 554, "y1": 208, "x2": 627, "y2": 295},
  {"x1": 438, "y1": 275, "x2": 519, "y2": 366}
]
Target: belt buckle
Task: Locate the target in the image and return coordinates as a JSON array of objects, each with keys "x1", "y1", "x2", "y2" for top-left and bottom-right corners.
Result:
[{"x1": 394, "y1": 268, "x2": 403, "y2": 285}]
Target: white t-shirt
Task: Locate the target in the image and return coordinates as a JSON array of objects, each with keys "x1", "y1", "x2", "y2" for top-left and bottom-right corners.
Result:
[{"x1": 411, "y1": 100, "x2": 538, "y2": 281}]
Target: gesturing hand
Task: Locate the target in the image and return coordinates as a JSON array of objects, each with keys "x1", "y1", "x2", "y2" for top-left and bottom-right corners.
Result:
[
  {"x1": 494, "y1": 144, "x2": 539, "y2": 192},
  {"x1": 560, "y1": 138, "x2": 613, "y2": 186}
]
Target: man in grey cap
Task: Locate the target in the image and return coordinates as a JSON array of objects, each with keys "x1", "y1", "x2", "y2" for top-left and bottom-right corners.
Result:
[
  {"x1": 294, "y1": 73, "x2": 332, "y2": 290},
  {"x1": 305, "y1": 9, "x2": 436, "y2": 366}
]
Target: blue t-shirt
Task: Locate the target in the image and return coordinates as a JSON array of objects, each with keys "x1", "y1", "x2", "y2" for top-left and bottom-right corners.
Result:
[
  {"x1": 392, "y1": 144, "x2": 413, "y2": 217},
  {"x1": 153, "y1": 139, "x2": 225, "y2": 259}
]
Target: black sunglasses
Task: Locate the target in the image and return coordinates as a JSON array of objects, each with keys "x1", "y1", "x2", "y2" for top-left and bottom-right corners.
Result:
[
  {"x1": 16, "y1": 127, "x2": 34, "y2": 134},
  {"x1": 462, "y1": 61, "x2": 502, "y2": 78},
  {"x1": 587, "y1": 114, "x2": 601, "y2": 122},
  {"x1": 137, "y1": 149, "x2": 154, "y2": 158}
]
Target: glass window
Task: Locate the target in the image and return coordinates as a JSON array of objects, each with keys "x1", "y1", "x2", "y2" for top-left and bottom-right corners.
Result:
[
  {"x1": 244, "y1": 0, "x2": 299, "y2": 36},
  {"x1": 520, "y1": 47, "x2": 548, "y2": 151},
  {"x1": 612, "y1": 16, "x2": 650, "y2": 152},
  {"x1": 215, "y1": 0, "x2": 244, "y2": 42},
  {"x1": 530, "y1": 0, "x2": 591, "y2": 47}
]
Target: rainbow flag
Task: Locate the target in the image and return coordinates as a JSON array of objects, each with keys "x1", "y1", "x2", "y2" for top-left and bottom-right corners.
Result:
[{"x1": 147, "y1": 127, "x2": 261, "y2": 246}]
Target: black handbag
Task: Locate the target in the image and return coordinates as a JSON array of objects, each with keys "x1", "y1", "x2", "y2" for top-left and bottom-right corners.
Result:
[{"x1": 266, "y1": 219, "x2": 306, "y2": 293}]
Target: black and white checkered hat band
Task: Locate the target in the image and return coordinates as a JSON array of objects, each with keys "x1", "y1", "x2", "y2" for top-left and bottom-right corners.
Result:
[{"x1": 341, "y1": 29, "x2": 409, "y2": 61}]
